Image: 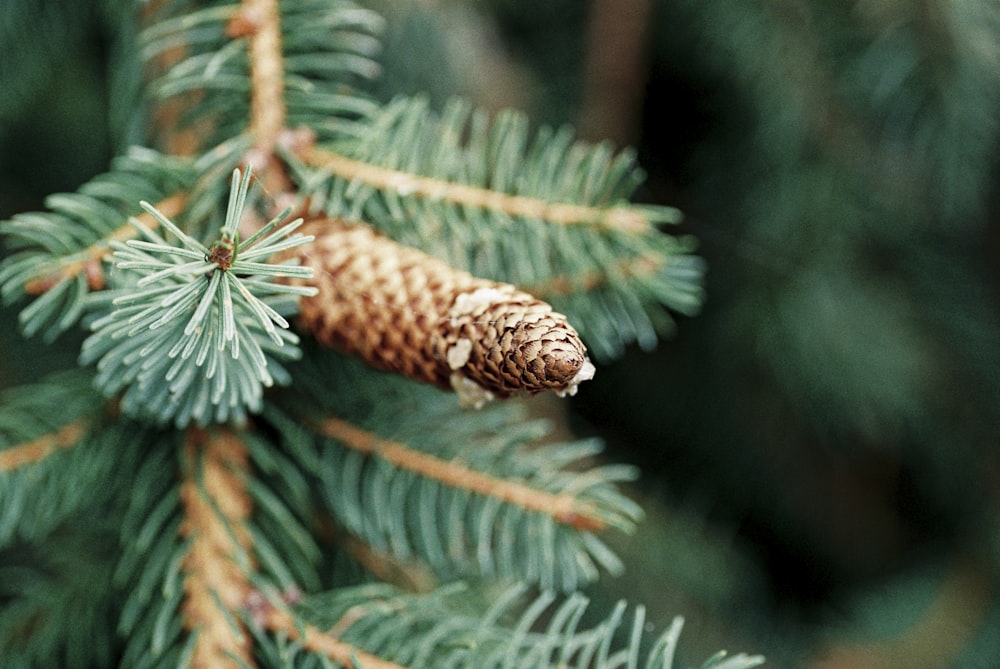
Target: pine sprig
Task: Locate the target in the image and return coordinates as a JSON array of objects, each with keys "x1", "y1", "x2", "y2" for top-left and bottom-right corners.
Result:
[
  {"x1": 0, "y1": 371, "x2": 104, "y2": 543},
  {"x1": 275, "y1": 351, "x2": 642, "y2": 592},
  {"x1": 139, "y1": 0, "x2": 382, "y2": 152},
  {"x1": 269, "y1": 0, "x2": 385, "y2": 144},
  {"x1": 311, "y1": 417, "x2": 636, "y2": 592},
  {"x1": 0, "y1": 148, "x2": 193, "y2": 340},
  {"x1": 284, "y1": 95, "x2": 705, "y2": 359},
  {"x1": 259, "y1": 584, "x2": 766, "y2": 669},
  {"x1": 0, "y1": 0, "x2": 764, "y2": 666},
  {"x1": 0, "y1": 371, "x2": 93, "y2": 474},
  {"x1": 80, "y1": 166, "x2": 317, "y2": 428},
  {"x1": 0, "y1": 374, "x2": 152, "y2": 667}
]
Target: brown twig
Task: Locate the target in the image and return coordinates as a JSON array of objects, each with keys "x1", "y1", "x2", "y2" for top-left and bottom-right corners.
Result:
[
  {"x1": 525, "y1": 252, "x2": 665, "y2": 299},
  {"x1": 227, "y1": 0, "x2": 295, "y2": 197},
  {"x1": 0, "y1": 419, "x2": 88, "y2": 472},
  {"x1": 337, "y1": 529, "x2": 437, "y2": 593},
  {"x1": 315, "y1": 417, "x2": 607, "y2": 532},
  {"x1": 264, "y1": 606, "x2": 410, "y2": 669},
  {"x1": 238, "y1": 0, "x2": 286, "y2": 156},
  {"x1": 22, "y1": 193, "x2": 187, "y2": 295},
  {"x1": 179, "y1": 428, "x2": 257, "y2": 668},
  {"x1": 300, "y1": 145, "x2": 653, "y2": 233}
]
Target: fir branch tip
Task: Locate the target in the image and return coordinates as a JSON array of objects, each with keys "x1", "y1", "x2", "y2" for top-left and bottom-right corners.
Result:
[{"x1": 81, "y1": 167, "x2": 316, "y2": 427}]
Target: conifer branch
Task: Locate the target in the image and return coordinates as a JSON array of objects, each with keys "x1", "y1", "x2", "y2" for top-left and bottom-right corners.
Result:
[
  {"x1": 0, "y1": 1, "x2": 757, "y2": 665},
  {"x1": 21, "y1": 193, "x2": 187, "y2": 296},
  {"x1": 282, "y1": 96, "x2": 704, "y2": 359},
  {"x1": 81, "y1": 167, "x2": 317, "y2": 427},
  {"x1": 525, "y1": 251, "x2": 665, "y2": 299},
  {"x1": 0, "y1": 371, "x2": 113, "y2": 549},
  {"x1": 237, "y1": 0, "x2": 286, "y2": 157},
  {"x1": 316, "y1": 417, "x2": 607, "y2": 532},
  {"x1": 275, "y1": 359, "x2": 640, "y2": 589},
  {"x1": 0, "y1": 419, "x2": 88, "y2": 472},
  {"x1": 179, "y1": 428, "x2": 256, "y2": 668},
  {"x1": 301, "y1": 144, "x2": 654, "y2": 233},
  {"x1": 263, "y1": 605, "x2": 410, "y2": 669},
  {"x1": 253, "y1": 585, "x2": 765, "y2": 669},
  {"x1": 0, "y1": 149, "x2": 195, "y2": 339},
  {"x1": 335, "y1": 524, "x2": 437, "y2": 592}
]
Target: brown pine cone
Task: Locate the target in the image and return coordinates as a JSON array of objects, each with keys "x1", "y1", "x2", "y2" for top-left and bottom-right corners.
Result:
[{"x1": 277, "y1": 219, "x2": 594, "y2": 405}]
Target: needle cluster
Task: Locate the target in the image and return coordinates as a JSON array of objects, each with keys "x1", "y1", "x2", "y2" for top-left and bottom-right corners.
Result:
[{"x1": 80, "y1": 167, "x2": 317, "y2": 427}]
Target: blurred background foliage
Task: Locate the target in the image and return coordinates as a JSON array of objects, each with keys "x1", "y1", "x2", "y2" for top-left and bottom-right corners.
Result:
[{"x1": 3, "y1": 1, "x2": 1000, "y2": 667}]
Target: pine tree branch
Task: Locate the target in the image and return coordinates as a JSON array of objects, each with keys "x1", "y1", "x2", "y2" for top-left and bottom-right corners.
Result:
[
  {"x1": 272, "y1": 358, "x2": 641, "y2": 589},
  {"x1": 1, "y1": 149, "x2": 194, "y2": 343},
  {"x1": 20, "y1": 193, "x2": 187, "y2": 296},
  {"x1": 279, "y1": 96, "x2": 703, "y2": 359},
  {"x1": 263, "y1": 605, "x2": 410, "y2": 669},
  {"x1": 524, "y1": 250, "x2": 664, "y2": 298},
  {"x1": 255, "y1": 584, "x2": 765, "y2": 669},
  {"x1": 0, "y1": 2, "x2": 755, "y2": 665},
  {"x1": 81, "y1": 167, "x2": 315, "y2": 427},
  {"x1": 140, "y1": 3, "x2": 242, "y2": 147},
  {"x1": 0, "y1": 372, "x2": 116, "y2": 546},
  {"x1": 179, "y1": 428, "x2": 256, "y2": 668},
  {"x1": 315, "y1": 417, "x2": 607, "y2": 532},
  {"x1": 235, "y1": 0, "x2": 286, "y2": 157},
  {"x1": 300, "y1": 144, "x2": 654, "y2": 232},
  {"x1": 334, "y1": 524, "x2": 437, "y2": 592},
  {"x1": 0, "y1": 419, "x2": 88, "y2": 472}
]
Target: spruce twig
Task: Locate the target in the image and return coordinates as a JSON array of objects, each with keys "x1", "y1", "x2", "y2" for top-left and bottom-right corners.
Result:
[
  {"x1": 0, "y1": 420, "x2": 88, "y2": 472},
  {"x1": 301, "y1": 144, "x2": 657, "y2": 233},
  {"x1": 240, "y1": 0, "x2": 286, "y2": 156},
  {"x1": 21, "y1": 193, "x2": 188, "y2": 296},
  {"x1": 0, "y1": 0, "x2": 760, "y2": 666},
  {"x1": 80, "y1": 167, "x2": 317, "y2": 427},
  {"x1": 263, "y1": 605, "x2": 408, "y2": 669},
  {"x1": 315, "y1": 417, "x2": 608, "y2": 531},
  {"x1": 179, "y1": 428, "x2": 256, "y2": 667}
]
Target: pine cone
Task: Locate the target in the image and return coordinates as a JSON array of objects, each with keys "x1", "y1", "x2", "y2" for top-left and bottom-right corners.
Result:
[{"x1": 277, "y1": 219, "x2": 595, "y2": 405}]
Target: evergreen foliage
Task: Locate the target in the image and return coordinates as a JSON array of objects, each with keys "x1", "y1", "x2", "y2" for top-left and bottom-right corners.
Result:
[
  {"x1": 0, "y1": 149, "x2": 193, "y2": 339},
  {"x1": 289, "y1": 94, "x2": 704, "y2": 359},
  {"x1": 0, "y1": 1, "x2": 760, "y2": 668},
  {"x1": 80, "y1": 166, "x2": 316, "y2": 427}
]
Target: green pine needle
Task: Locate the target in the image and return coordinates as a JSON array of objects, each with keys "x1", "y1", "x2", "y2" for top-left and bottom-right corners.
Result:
[{"x1": 80, "y1": 166, "x2": 318, "y2": 428}]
